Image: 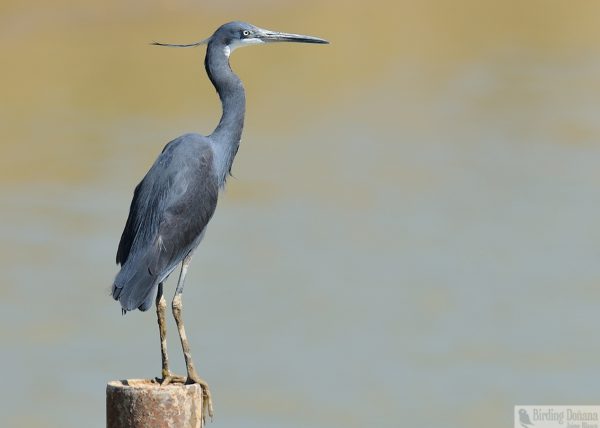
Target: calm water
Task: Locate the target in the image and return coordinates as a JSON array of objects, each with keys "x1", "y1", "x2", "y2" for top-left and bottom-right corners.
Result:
[{"x1": 3, "y1": 2, "x2": 600, "y2": 427}]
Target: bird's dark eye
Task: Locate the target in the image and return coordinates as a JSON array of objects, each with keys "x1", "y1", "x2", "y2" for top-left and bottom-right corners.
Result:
[{"x1": 242, "y1": 30, "x2": 250, "y2": 37}]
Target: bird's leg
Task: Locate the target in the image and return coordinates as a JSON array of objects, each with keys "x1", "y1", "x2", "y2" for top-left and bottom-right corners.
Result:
[
  {"x1": 155, "y1": 282, "x2": 185, "y2": 385},
  {"x1": 172, "y1": 254, "x2": 214, "y2": 422},
  {"x1": 156, "y1": 282, "x2": 169, "y2": 379}
]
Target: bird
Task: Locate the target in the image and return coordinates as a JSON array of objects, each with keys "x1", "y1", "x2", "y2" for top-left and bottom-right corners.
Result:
[
  {"x1": 111, "y1": 21, "x2": 328, "y2": 424},
  {"x1": 519, "y1": 409, "x2": 534, "y2": 428}
]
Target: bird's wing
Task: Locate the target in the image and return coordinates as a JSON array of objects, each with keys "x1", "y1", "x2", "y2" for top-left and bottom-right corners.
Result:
[
  {"x1": 116, "y1": 181, "x2": 142, "y2": 265},
  {"x1": 113, "y1": 136, "x2": 218, "y2": 311},
  {"x1": 152, "y1": 148, "x2": 219, "y2": 275}
]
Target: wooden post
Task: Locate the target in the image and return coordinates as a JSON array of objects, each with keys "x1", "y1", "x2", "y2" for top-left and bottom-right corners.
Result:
[{"x1": 106, "y1": 379, "x2": 204, "y2": 428}]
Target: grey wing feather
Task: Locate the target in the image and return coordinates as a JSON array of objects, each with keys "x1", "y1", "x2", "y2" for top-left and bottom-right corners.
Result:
[
  {"x1": 116, "y1": 181, "x2": 142, "y2": 265},
  {"x1": 112, "y1": 135, "x2": 218, "y2": 311}
]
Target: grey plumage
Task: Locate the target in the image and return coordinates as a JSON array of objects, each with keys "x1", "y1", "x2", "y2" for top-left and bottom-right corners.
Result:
[
  {"x1": 113, "y1": 135, "x2": 218, "y2": 311},
  {"x1": 112, "y1": 21, "x2": 327, "y2": 313},
  {"x1": 111, "y1": 20, "x2": 327, "y2": 424}
]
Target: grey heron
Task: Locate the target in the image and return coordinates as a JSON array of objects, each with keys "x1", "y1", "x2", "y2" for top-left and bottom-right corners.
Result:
[{"x1": 111, "y1": 21, "x2": 328, "y2": 423}]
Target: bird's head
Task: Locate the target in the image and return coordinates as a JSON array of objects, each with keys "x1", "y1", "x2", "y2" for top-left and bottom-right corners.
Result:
[{"x1": 152, "y1": 21, "x2": 329, "y2": 54}]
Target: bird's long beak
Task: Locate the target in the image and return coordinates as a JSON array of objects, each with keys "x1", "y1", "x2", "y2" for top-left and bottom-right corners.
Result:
[{"x1": 258, "y1": 29, "x2": 329, "y2": 44}]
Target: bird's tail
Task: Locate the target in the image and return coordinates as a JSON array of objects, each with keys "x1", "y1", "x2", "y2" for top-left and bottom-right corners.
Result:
[{"x1": 112, "y1": 253, "x2": 159, "y2": 312}]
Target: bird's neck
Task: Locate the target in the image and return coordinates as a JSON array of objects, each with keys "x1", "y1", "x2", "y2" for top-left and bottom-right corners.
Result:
[{"x1": 206, "y1": 43, "x2": 246, "y2": 186}]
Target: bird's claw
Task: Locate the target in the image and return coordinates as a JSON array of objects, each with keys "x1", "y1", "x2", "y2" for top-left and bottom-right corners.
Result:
[
  {"x1": 155, "y1": 373, "x2": 186, "y2": 386},
  {"x1": 186, "y1": 374, "x2": 214, "y2": 425}
]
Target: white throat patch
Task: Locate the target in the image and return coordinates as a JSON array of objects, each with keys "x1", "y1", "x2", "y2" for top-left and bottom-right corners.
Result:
[{"x1": 224, "y1": 38, "x2": 264, "y2": 57}]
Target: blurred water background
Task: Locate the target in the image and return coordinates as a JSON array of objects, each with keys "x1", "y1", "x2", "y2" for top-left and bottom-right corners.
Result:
[{"x1": 2, "y1": 1, "x2": 600, "y2": 427}]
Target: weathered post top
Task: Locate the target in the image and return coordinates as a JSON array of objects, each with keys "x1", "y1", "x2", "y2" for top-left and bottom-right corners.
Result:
[{"x1": 106, "y1": 379, "x2": 204, "y2": 428}]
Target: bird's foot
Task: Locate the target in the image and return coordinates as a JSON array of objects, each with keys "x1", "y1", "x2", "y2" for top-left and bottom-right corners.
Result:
[
  {"x1": 155, "y1": 371, "x2": 186, "y2": 386},
  {"x1": 186, "y1": 372, "x2": 214, "y2": 425}
]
